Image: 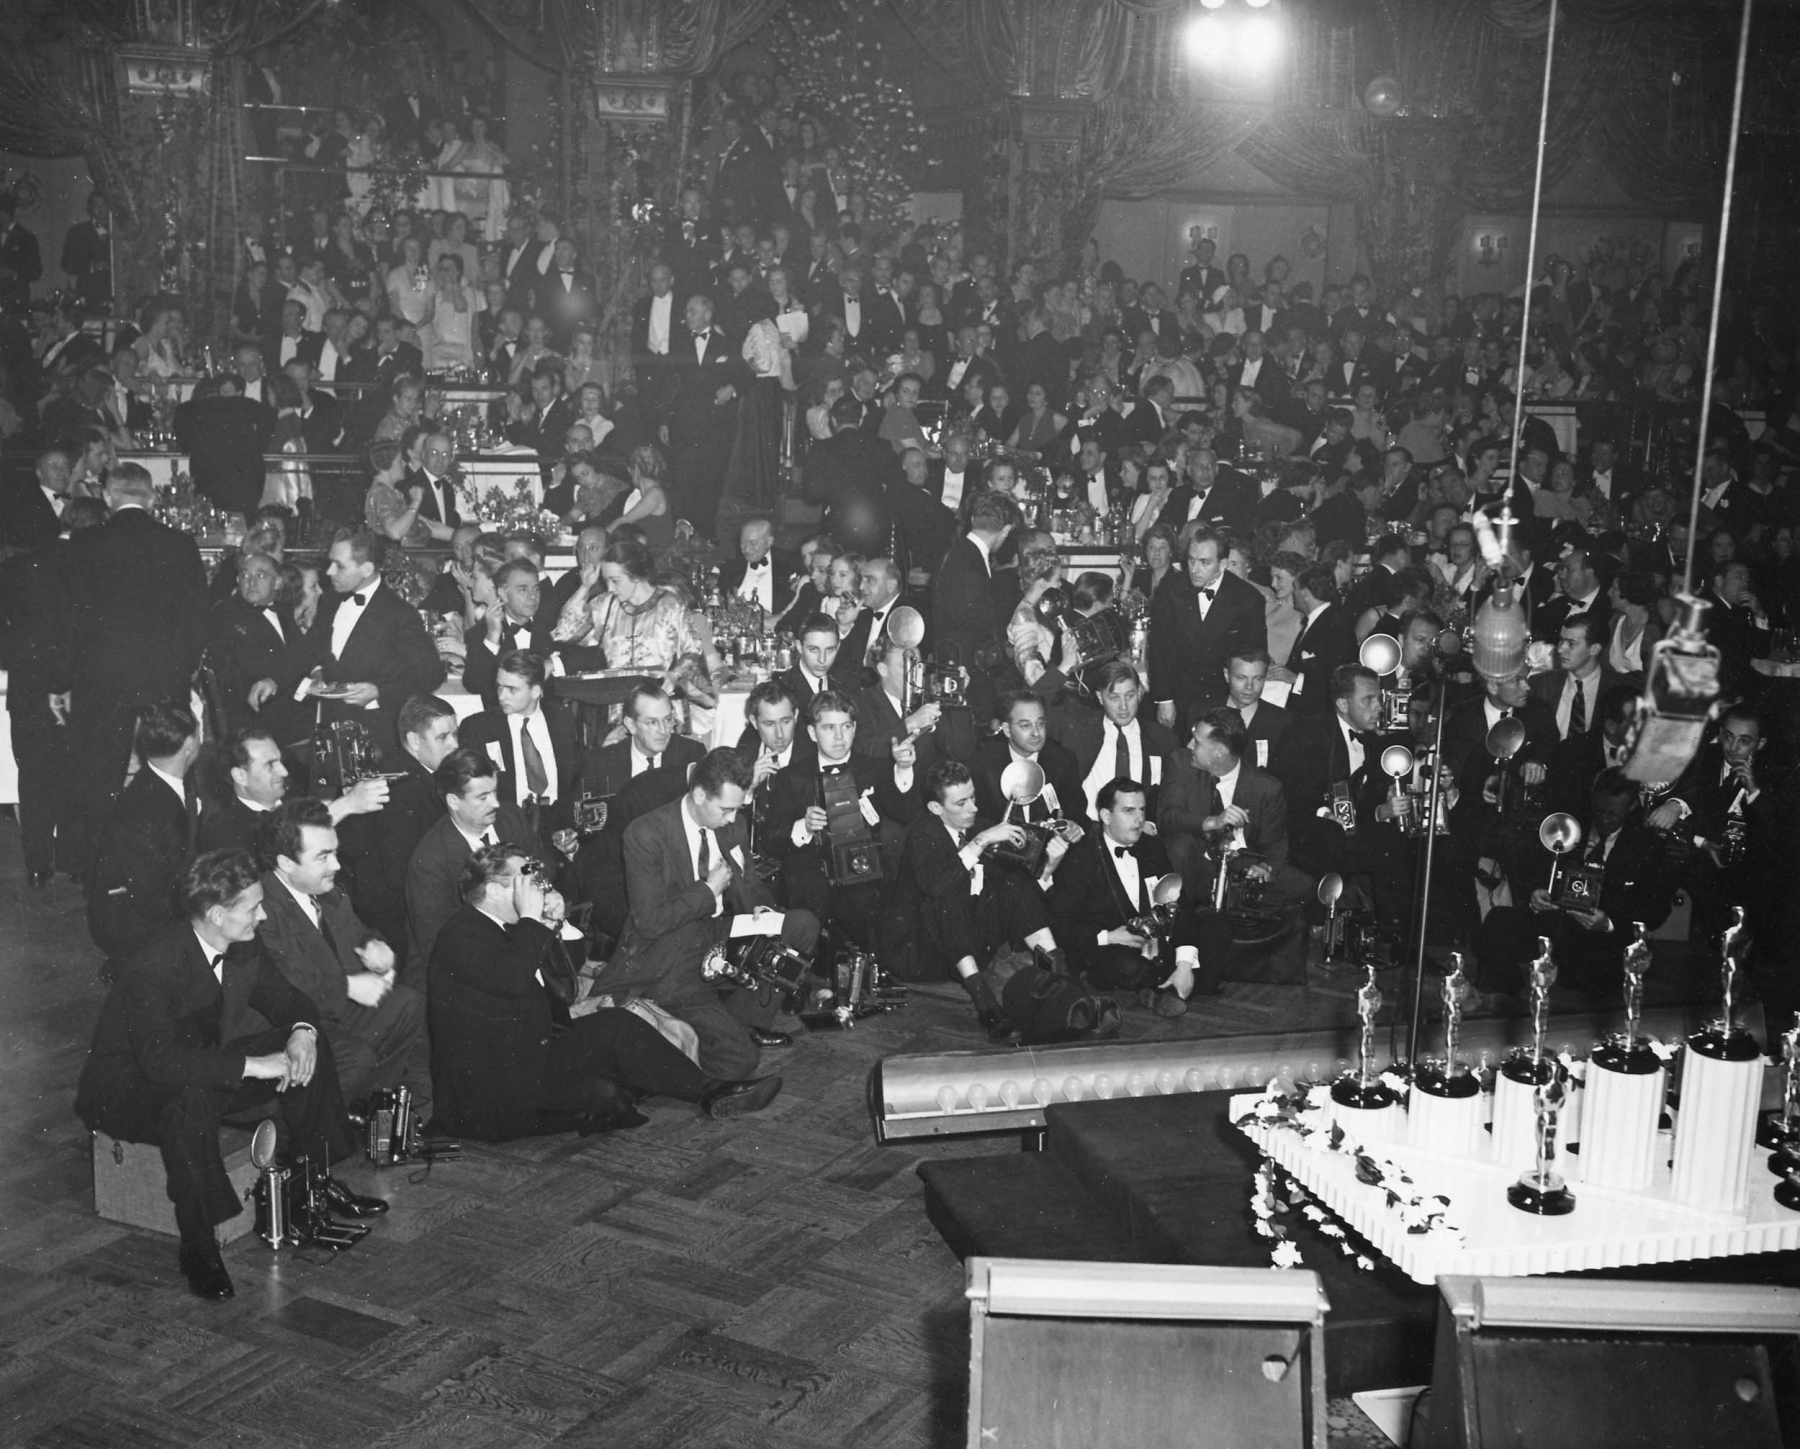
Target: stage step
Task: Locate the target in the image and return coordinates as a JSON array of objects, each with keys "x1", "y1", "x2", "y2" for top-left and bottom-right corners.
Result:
[{"x1": 918, "y1": 1154, "x2": 1162, "y2": 1265}]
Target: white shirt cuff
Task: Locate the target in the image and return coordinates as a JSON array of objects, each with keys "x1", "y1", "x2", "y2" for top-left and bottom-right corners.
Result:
[{"x1": 790, "y1": 819, "x2": 814, "y2": 847}]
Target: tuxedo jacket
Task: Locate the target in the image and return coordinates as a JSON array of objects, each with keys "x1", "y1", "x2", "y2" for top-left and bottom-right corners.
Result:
[
  {"x1": 930, "y1": 535, "x2": 1004, "y2": 665},
  {"x1": 1446, "y1": 697, "x2": 1558, "y2": 801},
  {"x1": 306, "y1": 580, "x2": 447, "y2": 748},
  {"x1": 660, "y1": 218, "x2": 720, "y2": 305},
  {"x1": 1521, "y1": 813, "x2": 1675, "y2": 948},
  {"x1": 0, "y1": 221, "x2": 41, "y2": 311},
  {"x1": 1157, "y1": 754, "x2": 1291, "y2": 871},
  {"x1": 1235, "y1": 699, "x2": 1291, "y2": 772},
  {"x1": 458, "y1": 608, "x2": 561, "y2": 710},
  {"x1": 175, "y1": 392, "x2": 276, "y2": 518},
  {"x1": 403, "y1": 465, "x2": 462, "y2": 529},
  {"x1": 457, "y1": 703, "x2": 582, "y2": 830},
  {"x1": 816, "y1": 287, "x2": 881, "y2": 353},
  {"x1": 0, "y1": 480, "x2": 63, "y2": 550},
  {"x1": 86, "y1": 770, "x2": 196, "y2": 962},
  {"x1": 933, "y1": 353, "x2": 997, "y2": 403},
  {"x1": 195, "y1": 794, "x2": 274, "y2": 856},
  {"x1": 534, "y1": 269, "x2": 598, "y2": 342},
  {"x1": 63, "y1": 507, "x2": 210, "y2": 705},
  {"x1": 403, "y1": 802, "x2": 534, "y2": 979},
  {"x1": 972, "y1": 736, "x2": 1091, "y2": 830},
  {"x1": 719, "y1": 552, "x2": 799, "y2": 617},
  {"x1": 1269, "y1": 712, "x2": 1387, "y2": 857},
  {"x1": 336, "y1": 756, "x2": 442, "y2": 943},
  {"x1": 760, "y1": 752, "x2": 919, "y2": 871},
  {"x1": 1048, "y1": 830, "x2": 1190, "y2": 969},
  {"x1": 598, "y1": 796, "x2": 779, "y2": 1003},
  {"x1": 205, "y1": 594, "x2": 311, "y2": 737},
  {"x1": 666, "y1": 328, "x2": 748, "y2": 437},
  {"x1": 581, "y1": 735, "x2": 705, "y2": 802},
  {"x1": 255, "y1": 870, "x2": 378, "y2": 1028},
  {"x1": 1146, "y1": 570, "x2": 1267, "y2": 719},
  {"x1": 1285, "y1": 603, "x2": 1359, "y2": 716},
  {"x1": 75, "y1": 923, "x2": 321, "y2": 1129}
]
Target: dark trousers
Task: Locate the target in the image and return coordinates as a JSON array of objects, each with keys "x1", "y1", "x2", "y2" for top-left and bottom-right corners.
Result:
[
  {"x1": 11, "y1": 699, "x2": 70, "y2": 874},
  {"x1": 540, "y1": 1007, "x2": 711, "y2": 1115},
  {"x1": 779, "y1": 849, "x2": 884, "y2": 949},
  {"x1": 82, "y1": 1029, "x2": 355, "y2": 1249},
  {"x1": 920, "y1": 865, "x2": 1050, "y2": 971},
  {"x1": 333, "y1": 983, "x2": 428, "y2": 1112},
  {"x1": 663, "y1": 908, "x2": 819, "y2": 1080},
  {"x1": 71, "y1": 691, "x2": 141, "y2": 868}
]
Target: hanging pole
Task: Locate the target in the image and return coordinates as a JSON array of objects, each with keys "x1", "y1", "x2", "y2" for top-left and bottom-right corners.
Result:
[
  {"x1": 1504, "y1": 0, "x2": 1559, "y2": 478},
  {"x1": 1681, "y1": 0, "x2": 1755, "y2": 597}
]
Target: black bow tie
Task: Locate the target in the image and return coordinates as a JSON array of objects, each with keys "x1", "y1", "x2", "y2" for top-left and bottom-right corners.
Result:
[
  {"x1": 692, "y1": 328, "x2": 709, "y2": 339},
  {"x1": 747, "y1": 559, "x2": 767, "y2": 570},
  {"x1": 1196, "y1": 586, "x2": 1216, "y2": 601},
  {"x1": 1112, "y1": 844, "x2": 1135, "y2": 858},
  {"x1": 349, "y1": 592, "x2": 368, "y2": 607}
]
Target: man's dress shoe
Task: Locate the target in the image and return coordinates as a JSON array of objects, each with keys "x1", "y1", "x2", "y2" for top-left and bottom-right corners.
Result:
[
  {"x1": 322, "y1": 1179, "x2": 389, "y2": 1218},
  {"x1": 179, "y1": 1243, "x2": 234, "y2": 1300},
  {"x1": 747, "y1": 1026, "x2": 793, "y2": 1048},
  {"x1": 701, "y1": 1075, "x2": 784, "y2": 1119}
]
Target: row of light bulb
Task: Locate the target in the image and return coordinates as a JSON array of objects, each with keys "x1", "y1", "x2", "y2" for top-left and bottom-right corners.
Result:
[{"x1": 925, "y1": 1046, "x2": 1599, "y2": 1116}]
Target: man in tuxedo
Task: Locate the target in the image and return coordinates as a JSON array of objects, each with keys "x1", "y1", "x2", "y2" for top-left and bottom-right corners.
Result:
[
  {"x1": 0, "y1": 441, "x2": 75, "y2": 549},
  {"x1": 730, "y1": 678, "x2": 817, "y2": 864},
  {"x1": 1529, "y1": 615, "x2": 1621, "y2": 745},
  {"x1": 862, "y1": 254, "x2": 910, "y2": 356},
  {"x1": 193, "y1": 728, "x2": 388, "y2": 856},
  {"x1": 0, "y1": 195, "x2": 42, "y2": 313},
  {"x1": 382, "y1": 81, "x2": 439, "y2": 156},
  {"x1": 1534, "y1": 546, "x2": 1612, "y2": 645},
  {"x1": 888, "y1": 759, "x2": 1069, "y2": 1040},
  {"x1": 1272, "y1": 564, "x2": 1358, "y2": 716},
  {"x1": 76, "y1": 848, "x2": 377, "y2": 1299},
  {"x1": 534, "y1": 237, "x2": 597, "y2": 347},
  {"x1": 456, "y1": 651, "x2": 580, "y2": 839},
  {"x1": 1149, "y1": 527, "x2": 1268, "y2": 737},
  {"x1": 853, "y1": 638, "x2": 942, "y2": 764},
  {"x1": 86, "y1": 701, "x2": 200, "y2": 965},
  {"x1": 282, "y1": 357, "x2": 344, "y2": 455},
  {"x1": 175, "y1": 376, "x2": 274, "y2": 519},
  {"x1": 631, "y1": 261, "x2": 679, "y2": 429},
  {"x1": 760, "y1": 690, "x2": 920, "y2": 950},
  {"x1": 719, "y1": 515, "x2": 798, "y2": 617},
  {"x1": 818, "y1": 264, "x2": 875, "y2": 356},
  {"x1": 269, "y1": 298, "x2": 323, "y2": 373},
  {"x1": 591, "y1": 749, "x2": 820, "y2": 1079},
  {"x1": 403, "y1": 747, "x2": 534, "y2": 987},
  {"x1": 1582, "y1": 437, "x2": 1638, "y2": 512},
  {"x1": 1159, "y1": 704, "x2": 1309, "y2": 913},
  {"x1": 206, "y1": 552, "x2": 311, "y2": 742},
  {"x1": 1011, "y1": 306, "x2": 1068, "y2": 412},
  {"x1": 255, "y1": 797, "x2": 426, "y2": 1112},
  {"x1": 498, "y1": 213, "x2": 543, "y2": 318},
  {"x1": 1050, "y1": 777, "x2": 1218, "y2": 1009},
  {"x1": 773, "y1": 611, "x2": 843, "y2": 710},
  {"x1": 584, "y1": 681, "x2": 706, "y2": 798},
  {"x1": 931, "y1": 489, "x2": 1019, "y2": 676},
  {"x1": 397, "y1": 429, "x2": 460, "y2": 535},
  {"x1": 1270, "y1": 665, "x2": 1413, "y2": 919},
  {"x1": 1053, "y1": 661, "x2": 1176, "y2": 822},
  {"x1": 294, "y1": 530, "x2": 445, "y2": 754},
  {"x1": 893, "y1": 447, "x2": 957, "y2": 583},
  {"x1": 973, "y1": 691, "x2": 1091, "y2": 831},
  {"x1": 458, "y1": 560, "x2": 558, "y2": 708},
  {"x1": 41, "y1": 361, "x2": 117, "y2": 442},
  {"x1": 937, "y1": 327, "x2": 997, "y2": 405},
  {"x1": 63, "y1": 465, "x2": 211, "y2": 863},
  {"x1": 1176, "y1": 450, "x2": 1252, "y2": 533},
  {"x1": 664, "y1": 293, "x2": 744, "y2": 537},
  {"x1": 335, "y1": 693, "x2": 460, "y2": 953},
  {"x1": 662, "y1": 185, "x2": 720, "y2": 309},
  {"x1": 1444, "y1": 669, "x2": 1556, "y2": 811},
  {"x1": 103, "y1": 346, "x2": 156, "y2": 439},
  {"x1": 831, "y1": 555, "x2": 904, "y2": 685},
  {"x1": 1222, "y1": 648, "x2": 1291, "y2": 771},
  {"x1": 1702, "y1": 559, "x2": 1775, "y2": 691},
  {"x1": 60, "y1": 189, "x2": 112, "y2": 310},
  {"x1": 1476, "y1": 769, "x2": 1675, "y2": 994},
  {"x1": 430, "y1": 842, "x2": 782, "y2": 1141},
  {"x1": 1125, "y1": 376, "x2": 1177, "y2": 451}
]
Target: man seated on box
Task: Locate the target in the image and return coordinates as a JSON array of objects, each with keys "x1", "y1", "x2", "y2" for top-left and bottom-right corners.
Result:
[
  {"x1": 75, "y1": 848, "x2": 384, "y2": 1302},
  {"x1": 429, "y1": 842, "x2": 783, "y2": 1140},
  {"x1": 195, "y1": 727, "x2": 389, "y2": 856},
  {"x1": 253, "y1": 797, "x2": 429, "y2": 1118},
  {"x1": 887, "y1": 759, "x2": 1072, "y2": 1043},
  {"x1": 760, "y1": 689, "x2": 920, "y2": 955},
  {"x1": 589, "y1": 749, "x2": 819, "y2": 1080}
]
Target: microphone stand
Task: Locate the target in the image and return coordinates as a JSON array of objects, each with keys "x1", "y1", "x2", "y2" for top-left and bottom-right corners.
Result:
[{"x1": 1400, "y1": 673, "x2": 1451, "y2": 1067}]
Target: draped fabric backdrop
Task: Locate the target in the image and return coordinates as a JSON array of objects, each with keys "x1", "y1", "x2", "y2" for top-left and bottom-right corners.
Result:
[{"x1": 902, "y1": 0, "x2": 1745, "y2": 284}]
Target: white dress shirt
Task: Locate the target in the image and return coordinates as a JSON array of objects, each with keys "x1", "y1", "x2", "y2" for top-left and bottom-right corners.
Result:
[
  {"x1": 1557, "y1": 667, "x2": 1601, "y2": 739},
  {"x1": 940, "y1": 467, "x2": 967, "y2": 513},
  {"x1": 680, "y1": 797, "x2": 728, "y2": 918},
  {"x1": 148, "y1": 761, "x2": 187, "y2": 807},
  {"x1": 1105, "y1": 837, "x2": 1144, "y2": 935},
  {"x1": 1084, "y1": 472, "x2": 1110, "y2": 514},
  {"x1": 329, "y1": 576, "x2": 381, "y2": 661},
  {"x1": 193, "y1": 927, "x2": 227, "y2": 985},
  {"x1": 318, "y1": 338, "x2": 341, "y2": 383},
  {"x1": 843, "y1": 294, "x2": 863, "y2": 338},
  {"x1": 504, "y1": 707, "x2": 559, "y2": 805},
  {"x1": 737, "y1": 557, "x2": 775, "y2": 610},
  {"x1": 1335, "y1": 714, "x2": 1365, "y2": 777},
  {"x1": 647, "y1": 292, "x2": 672, "y2": 355},
  {"x1": 1082, "y1": 718, "x2": 1161, "y2": 817},
  {"x1": 1213, "y1": 760, "x2": 1247, "y2": 849}
]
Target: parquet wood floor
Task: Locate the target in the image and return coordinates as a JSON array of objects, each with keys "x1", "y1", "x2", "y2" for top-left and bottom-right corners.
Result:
[{"x1": 0, "y1": 820, "x2": 1706, "y2": 1447}]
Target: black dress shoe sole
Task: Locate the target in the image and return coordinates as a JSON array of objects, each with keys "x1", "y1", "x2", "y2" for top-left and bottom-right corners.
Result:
[
  {"x1": 748, "y1": 1030, "x2": 794, "y2": 1048},
  {"x1": 703, "y1": 1076, "x2": 784, "y2": 1119},
  {"x1": 324, "y1": 1185, "x2": 389, "y2": 1218},
  {"x1": 179, "y1": 1252, "x2": 234, "y2": 1300}
]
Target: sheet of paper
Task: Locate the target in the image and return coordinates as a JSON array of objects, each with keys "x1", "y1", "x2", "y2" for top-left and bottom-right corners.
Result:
[{"x1": 729, "y1": 911, "x2": 781, "y2": 939}]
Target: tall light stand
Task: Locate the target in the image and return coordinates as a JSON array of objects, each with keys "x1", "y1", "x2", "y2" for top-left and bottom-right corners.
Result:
[{"x1": 1401, "y1": 680, "x2": 1450, "y2": 1066}]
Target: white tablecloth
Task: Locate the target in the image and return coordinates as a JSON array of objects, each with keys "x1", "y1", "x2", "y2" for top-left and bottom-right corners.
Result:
[{"x1": 0, "y1": 671, "x2": 17, "y2": 807}]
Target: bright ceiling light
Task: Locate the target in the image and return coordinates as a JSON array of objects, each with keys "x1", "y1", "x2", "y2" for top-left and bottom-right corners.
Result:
[
  {"x1": 1238, "y1": 15, "x2": 1282, "y2": 68},
  {"x1": 1199, "y1": 0, "x2": 1227, "y2": 9},
  {"x1": 1185, "y1": 13, "x2": 1225, "y2": 64},
  {"x1": 1244, "y1": 0, "x2": 1271, "y2": 8}
]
